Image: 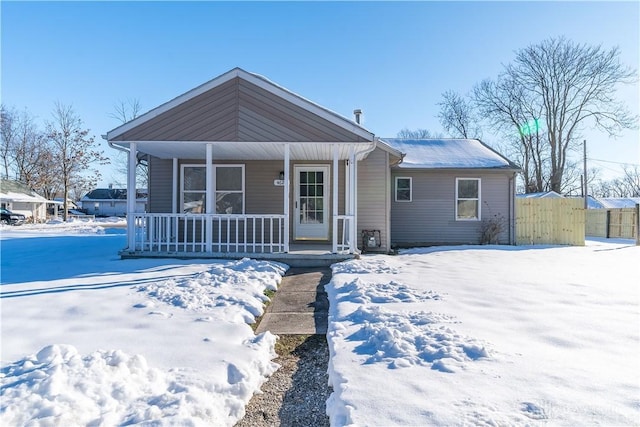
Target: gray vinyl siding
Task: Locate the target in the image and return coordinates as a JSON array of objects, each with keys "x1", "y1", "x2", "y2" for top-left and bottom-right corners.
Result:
[
  {"x1": 148, "y1": 158, "x2": 348, "y2": 243},
  {"x1": 357, "y1": 147, "x2": 390, "y2": 252},
  {"x1": 113, "y1": 78, "x2": 368, "y2": 143},
  {"x1": 391, "y1": 170, "x2": 513, "y2": 246},
  {"x1": 148, "y1": 157, "x2": 173, "y2": 213}
]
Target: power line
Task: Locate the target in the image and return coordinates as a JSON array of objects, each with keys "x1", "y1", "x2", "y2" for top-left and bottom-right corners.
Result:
[{"x1": 589, "y1": 158, "x2": 640, "y2": 167}]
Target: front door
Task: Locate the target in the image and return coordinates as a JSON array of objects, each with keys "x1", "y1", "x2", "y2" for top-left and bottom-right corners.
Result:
[{"x1": 294, "y1": 165, "x2": 329, "y2": 240}]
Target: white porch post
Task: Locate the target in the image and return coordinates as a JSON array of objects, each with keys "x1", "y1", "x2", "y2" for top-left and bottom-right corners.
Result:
[
  {"x1": 205, "y1": 144, "x2": 213, "y2": 252},
  {"x1": 332, "y1": 144, "x2": 339, "y2": 253},
  {"x1": 283, "y1": 143, "x2": 290, "y2": 253},
  {"x1": 127, "y1": 142, "x2": 137, "y2": 250},
  {"x1": 349, "y1": 145, "x2": 357, "y2": 253},
  {"x1": 172, "y1": 158, "x2": 178, "y2": 214}
]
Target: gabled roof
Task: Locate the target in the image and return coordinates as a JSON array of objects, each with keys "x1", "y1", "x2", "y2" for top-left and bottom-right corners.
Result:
[
  {"x1": 0, "y1": 179, "x2": 48, "y2": 203},
  {"x1": 516, "y1": 191, "x2": 564, "y2": 199},
  {"x1": 382, "y1": 138, "x2": 520, "y2": 170},
  {"x1": 81, "y1": 189, "x2": 147, "y2": 201},
  {"x1": 107, "y1": 67, "x2": 374, "y2": 143},
  {"x1": 596, "y1": 197, "x2": 640, "y2": 209}
]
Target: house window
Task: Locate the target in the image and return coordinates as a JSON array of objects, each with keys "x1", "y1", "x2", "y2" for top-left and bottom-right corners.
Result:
[
  {"x1": 456, "y1": 178, "x2": 481, "y2": 220},
  {"x1": 180, "y1": 164, "x2": 245, "y2": 214},
  {"x1": 215, "y1": 165, "x2": 244, "y2": 214},
  {"x1": 395, "y1": 177, "x2": 412, "y2": 202},
  {"x1": 181, "y1": 165, "x2": 206, "y2": 213}
]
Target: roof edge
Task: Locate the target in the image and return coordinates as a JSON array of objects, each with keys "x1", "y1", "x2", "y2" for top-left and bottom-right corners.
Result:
[{"x1": 107, "y1": 67, "x2": 375, "y2": 142}]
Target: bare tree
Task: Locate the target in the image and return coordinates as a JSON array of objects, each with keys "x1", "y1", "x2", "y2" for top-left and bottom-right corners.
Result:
[
  {"x1": 109, "y1": 98, "x2": 141, "y2": 124},
  {"x1": 475, "y1": 77, "x2": 548, "y2": 193},
  {"x1": 437, "y1": 90, "x2": 482, "y2": 139},
  {"x1": 508, "y1": 37, "x2": 637, "y2": 193},
  {"x1": 621, "y1": 165, "x2": 640, "y2": 196},
  {"x1": 396, "y1": 128, "x2": 443, "y2": 139},
  {"x1": 12, "y1": 110, "x2": 47, "y2": 189},
  {"x1": 109, "y1": 98, "x2": 148, "y2": 189},
  {"x1": 0, "y1": 105, "x2": 17, "y2": 179},
  {"x1": 47, "y1": 102, "x2": 109, "y2": 220},
  {"x1": 591, "y1": 165, "x2": 640, "y2": 198}
]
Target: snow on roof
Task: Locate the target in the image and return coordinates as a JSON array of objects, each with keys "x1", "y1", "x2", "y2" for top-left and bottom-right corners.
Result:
[
  {"x1": 382, "y1": 138, "x2": 518, "y2": 169},
  {"x1": 597, "y1": 197, "x2": 640, "y2": 209},
  {"x1": 0, "y1": 179, "x2": 49, "y2": 203},
  {"x1": 81, "y1": 188, "x2": 148, "y2": 201},
  {"x1": 516, "y1": 191, "x2": 564, "y2": 199}
]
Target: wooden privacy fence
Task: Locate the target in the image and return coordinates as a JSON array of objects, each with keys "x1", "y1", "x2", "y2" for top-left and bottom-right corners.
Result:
[
  {"x1": 516, "y1": 198, "x2": 585, "y2": 246},
  {"x1": 586, "y1": 207, "x2": 639, "y2": 240}
]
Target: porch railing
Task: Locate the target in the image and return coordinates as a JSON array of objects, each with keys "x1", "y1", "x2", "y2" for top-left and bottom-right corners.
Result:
[
  {"x1": 334, "y1": 215, "x2": 355, "y2": 254},
  {"x1": 132, "y1": 213, "x2": 285, "y2": 254}
]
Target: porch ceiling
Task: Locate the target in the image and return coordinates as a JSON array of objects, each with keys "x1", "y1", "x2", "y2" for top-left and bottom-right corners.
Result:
[{"x1": 112, "y1": 140, "x2": 375, "y2": 161}]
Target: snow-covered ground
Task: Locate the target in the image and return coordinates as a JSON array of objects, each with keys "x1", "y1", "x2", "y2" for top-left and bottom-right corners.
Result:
[
  {"x1": 2, "y1": 220, "x2": 639, "y2": 426},
  {"x1": 325, "y1": 240, "x2": 640, "y2": 426},
  {"x1": 1, "y1": 221, "x2": 287, "y2": 426}
]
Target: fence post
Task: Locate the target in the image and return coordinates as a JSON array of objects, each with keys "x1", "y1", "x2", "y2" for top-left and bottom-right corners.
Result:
[
  {"x1": 635, "y1": 203, "x2": 640, "y2": 246},
  {"x1": 605, "y1": 210, "x2": 611, "y2": 239}
]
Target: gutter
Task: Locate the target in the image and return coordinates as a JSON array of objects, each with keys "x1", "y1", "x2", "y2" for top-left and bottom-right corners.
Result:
[{"x1": 102, "y1": 134, "x2": 129, "y2": 155}]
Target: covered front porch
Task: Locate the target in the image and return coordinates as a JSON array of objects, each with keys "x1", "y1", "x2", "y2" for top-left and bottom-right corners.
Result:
[
  {"x1": 105, "y1": 68, "x2": 380, "y2": 261},
  {"x1": 118, "y1": 140, "x2": 374, "y2": 260}
]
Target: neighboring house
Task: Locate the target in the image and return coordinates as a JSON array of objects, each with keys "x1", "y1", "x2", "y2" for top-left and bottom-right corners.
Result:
[
  {"x1": 105, "y1": 67, "x2": 519, "y2": 259},
  {"x1": 0, "y1": 179, "x2": 51, "y2": 222},
  {"x1": 385, "y1": 139, "x2": 520, "y2": 246},
  {"x1": 80, "y1": 188, "x2": 147, "y2": 217},
  {"x1": 590, "y1": 197, "x2": 640, "y2": 209},
  {"x1": 516, "y1": 191, "x2": 564, "y2": 199}
]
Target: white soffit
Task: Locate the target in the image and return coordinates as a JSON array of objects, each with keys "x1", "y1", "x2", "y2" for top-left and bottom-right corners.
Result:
[{"x1": 113, "y1": 141, "x2": 374, "y2": 161}]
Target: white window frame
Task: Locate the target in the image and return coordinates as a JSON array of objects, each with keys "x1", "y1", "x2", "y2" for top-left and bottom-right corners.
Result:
[
  {"x1": 455, "y1": 177, "x2": 481, "y2": 221},
  {"x1": 214, "y1": 164, "x2": 245, "y2": 214},
  {"x1": 395, "y1": 177, "x2": 412, "y2": 202},
  {"x1": 181, "y1": 164, "x2": 206, "y2": 213}
]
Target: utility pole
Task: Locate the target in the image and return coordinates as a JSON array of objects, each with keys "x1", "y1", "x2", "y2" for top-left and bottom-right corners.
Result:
[{"x1": 583, "y1": 139, "x2": 588, "y2": 209}]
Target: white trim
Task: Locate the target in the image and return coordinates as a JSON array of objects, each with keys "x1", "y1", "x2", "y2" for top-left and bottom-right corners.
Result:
[
  {"x1": 205, "y1": 145, "x2": 213, "y2": 252},
  {"x1": 127, "y1": 142, "x2": 137, "y2": 250},
  {"x1": 332, "y1": 144, "x2": 339, "y2": 253},
  {"x1": 455, "y1": 177, "x2": 482, "y2": 221},
  {"x1": 180, "y1": 164, "x2": 207, "y2": 213},
  {"x1": 293, "y1": 164, "x2": 330, "y2": 240},
  {"x1": 283, "y1": 144, "x2": 290, "y2": 253},
  {"x1": 349, "y1": 146, "x2": 356, "y2": 252},
  {"x1": 107, "y1": 68, "x2": 375, "y2": 141},
  {"x1": 172, "y1": 158, "x2": 178, "y2": 213},
  {"x1": 395, "y1": 177, "x2": 413, "y2": 202}
]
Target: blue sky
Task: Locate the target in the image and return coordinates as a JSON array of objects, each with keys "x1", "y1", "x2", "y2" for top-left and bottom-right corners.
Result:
[{"x1": 2, "y1": 1, "x2": 638, "y2": 186}]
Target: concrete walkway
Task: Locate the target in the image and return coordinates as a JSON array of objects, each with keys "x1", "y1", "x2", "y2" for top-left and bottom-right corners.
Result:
[{"x1": 255, "y1": 267, "x2": 331, "y2": 335}]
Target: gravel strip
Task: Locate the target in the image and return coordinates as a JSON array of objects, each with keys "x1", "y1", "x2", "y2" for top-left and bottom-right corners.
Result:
[{"x1": 235, "y1": 335, "x2": 332, "y2": 427}]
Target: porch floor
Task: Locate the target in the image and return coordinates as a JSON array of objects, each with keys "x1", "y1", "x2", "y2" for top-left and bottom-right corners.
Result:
[{"x1": 119, "y1": 243, "x2": 358, "y2": 267}]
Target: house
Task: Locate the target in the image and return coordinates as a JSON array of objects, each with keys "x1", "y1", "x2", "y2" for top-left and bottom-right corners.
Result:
[
  {"x1": 105, "y1": 68, "x2": 519, "y2": 261},
  {"x1": 516, "y1": 191, "x2": 564, "y2": 199},
  {"x1": 589, "y1": 197, "x2": 640, "y2": 209},
  {"x1": 385, "y1": 139, "x2": 520, "y2": 247},
  {"x1": 0, "y1": 179, "x2": 52, "y2": 222},
  {"x1": 80, "y1": 188, "x2": 147, "y2": 217}
]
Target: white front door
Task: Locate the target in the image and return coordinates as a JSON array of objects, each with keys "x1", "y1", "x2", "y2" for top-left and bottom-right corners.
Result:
[{"x1": 294, "y1": 165, "x2": 330, "y2": 240}]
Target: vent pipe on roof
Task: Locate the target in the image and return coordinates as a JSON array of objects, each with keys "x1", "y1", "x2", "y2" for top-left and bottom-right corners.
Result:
[{"x1": 353, "y1": 109, "x2": 362, "y2": 124}]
